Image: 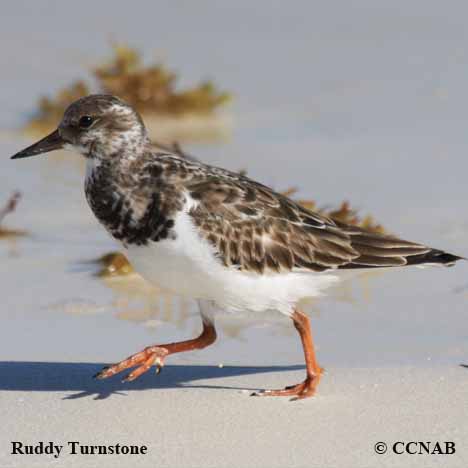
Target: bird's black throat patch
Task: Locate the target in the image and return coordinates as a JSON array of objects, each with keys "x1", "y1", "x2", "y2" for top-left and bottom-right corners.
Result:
[{"x1": 84, "y1": 162, "x2": 177, "y2": 246}]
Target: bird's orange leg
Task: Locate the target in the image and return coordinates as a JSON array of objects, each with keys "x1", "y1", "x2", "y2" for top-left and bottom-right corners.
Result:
[
  {"x1": 253, "y1": 309, "x2": 323, "y2": 400},
  {"x1": 94, "y1": 318, "x2": 217, "y2": 382}
]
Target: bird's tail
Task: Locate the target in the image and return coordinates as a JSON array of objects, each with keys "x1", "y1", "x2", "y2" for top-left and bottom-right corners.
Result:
[
  {"x1": 404, "y1": 249, "x2": 464, "y2": 267},
  {"x1": 334, "y1": 222, "x2": 465, "y2": 269}
]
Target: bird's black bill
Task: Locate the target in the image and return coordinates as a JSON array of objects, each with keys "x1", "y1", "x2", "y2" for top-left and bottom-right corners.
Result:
[{"x1": 11, "y1": 129, "x2": 64, "y2": 159}]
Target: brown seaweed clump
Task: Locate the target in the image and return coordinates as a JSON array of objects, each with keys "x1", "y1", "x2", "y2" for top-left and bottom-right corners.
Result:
[
  {"x1": 26, "y1": 45, "x2": 231, "y2": 133},
  {"x1": 282, "y1": 189, "x2": 386, "y2": 234},
  {"x1": 96, "y1": 252, "x2": 134, "y2": 277},
  {"x1": 326, "y1": 201, "x2": 385, "y2": 234},
  {"x1": 0, "y1": 191, "x2": 27, "y2": 239},
  {"x1": 94, "y1": 46, "x2": 231, "y2": 116}
]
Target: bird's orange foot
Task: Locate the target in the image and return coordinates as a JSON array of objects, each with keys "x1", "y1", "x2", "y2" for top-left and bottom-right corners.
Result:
[
  {"x1": 94, "y1": 346, "x2": 169, "y2": 382},
  {"x1": 251, "y1": 370, "x2": 323, "y2": 400}
]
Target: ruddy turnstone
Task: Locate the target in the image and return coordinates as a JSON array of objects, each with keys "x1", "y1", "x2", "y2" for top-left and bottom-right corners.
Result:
[{"x1": 11, "y1": 95, "x2": 463, "y2": 399}]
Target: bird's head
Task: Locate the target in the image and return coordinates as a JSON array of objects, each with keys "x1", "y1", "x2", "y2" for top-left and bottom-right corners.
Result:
[{"x1": 11, "y1": 94, "x2": 149, "y2": 162}]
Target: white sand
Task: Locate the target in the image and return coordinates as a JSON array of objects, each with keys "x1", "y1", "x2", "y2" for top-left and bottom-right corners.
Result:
[{"x1": 1, "y1": 364, "x2": 467, "y2": 468}]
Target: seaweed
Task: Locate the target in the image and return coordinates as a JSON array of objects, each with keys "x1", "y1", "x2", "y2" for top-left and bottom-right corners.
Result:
[
  {"x1": 0, "y1": 191, "x2": 27, "y2": 239},
  {"x1": 327, "y1": 201, "x2": 385, "y2": 234},
  {"x1": 26, "y1": 45, "x2": 231, "y2": 133},
  {"x1": 282, "y1": 189, "x2": 386, "y2": 234},
  {"x1": 94, "y1": 46, "x2": 230, "y2": 115},
  {"x1": 96, "y1": 252, "x2": 134, "y2": 277}
]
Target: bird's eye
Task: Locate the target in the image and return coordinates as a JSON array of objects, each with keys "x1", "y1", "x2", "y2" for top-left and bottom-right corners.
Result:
[{"x1": 78, "y1": 116, "x2": 94, "y2": 129}]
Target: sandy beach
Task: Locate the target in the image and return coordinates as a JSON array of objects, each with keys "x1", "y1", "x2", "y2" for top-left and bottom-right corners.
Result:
[{"x1": 2, "y1": 1, "x2": 468, "y2": 467}]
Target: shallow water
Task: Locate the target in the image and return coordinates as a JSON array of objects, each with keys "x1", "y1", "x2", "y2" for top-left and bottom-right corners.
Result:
[{"x1": 1, "y1": 1, "x2": 467, "y2": 376}]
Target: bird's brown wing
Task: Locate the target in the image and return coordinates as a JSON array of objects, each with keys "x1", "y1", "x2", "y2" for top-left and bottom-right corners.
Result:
[{"x1": 185, "y1": 174, "x2": 436, "y2": 274}]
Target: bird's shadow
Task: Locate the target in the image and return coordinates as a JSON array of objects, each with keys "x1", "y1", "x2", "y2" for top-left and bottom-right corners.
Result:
[{"x1": 0, "y1": 361, "x2": 303, "y2": 401}]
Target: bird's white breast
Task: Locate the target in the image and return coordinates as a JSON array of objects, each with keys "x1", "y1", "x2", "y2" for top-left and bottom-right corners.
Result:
[{"x1": 126, "y1": 203, "x2": 339, "y2": 316}]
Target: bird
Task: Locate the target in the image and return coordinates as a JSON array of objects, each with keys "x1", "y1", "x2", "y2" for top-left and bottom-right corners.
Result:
[{"x1": 11, "y1": 94, "x2": 463, "y2": 399}]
